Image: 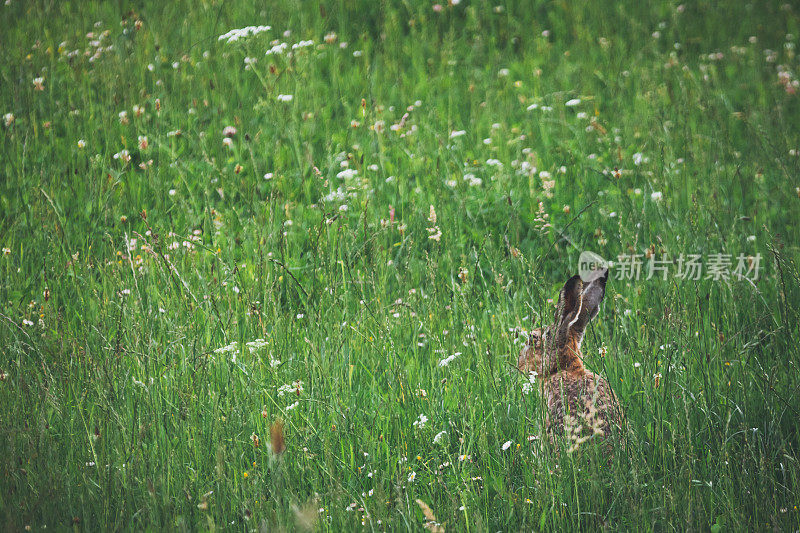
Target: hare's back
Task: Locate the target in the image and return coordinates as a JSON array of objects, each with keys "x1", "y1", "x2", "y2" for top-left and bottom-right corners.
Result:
[{"x1": 544, "y1": 371, "x2": 620, "y2": 437}]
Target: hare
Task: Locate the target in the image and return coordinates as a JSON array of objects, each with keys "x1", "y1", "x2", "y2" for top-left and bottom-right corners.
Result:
[{"x1": 518, "y1": 269, "x2": 622, "y2": 442}]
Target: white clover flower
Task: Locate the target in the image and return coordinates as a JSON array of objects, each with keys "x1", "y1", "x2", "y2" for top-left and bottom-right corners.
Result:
[
  {"x1": 651, "y1": 191, "x2": 663, "y2": 201},
  {"x1": 277, "y1": 94, "x2": 293, "y2": 102},
  {"x1": 502, "y1": 440, "x2": 512, "y2": 451},
  {"x1": 223, "y1": 125, "x2": 237, "y2": 137},
  {"x1": 449, "y1": 129, "x2": 466, "y2": 139}
]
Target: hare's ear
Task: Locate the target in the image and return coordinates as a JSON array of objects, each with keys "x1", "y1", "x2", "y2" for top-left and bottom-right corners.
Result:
[
  {"x1": 553, "y1": 274, "x2": 584, "y2": 352},
  {"x1": 569, "y1": 268, "x2": 608, "y2": 346}
]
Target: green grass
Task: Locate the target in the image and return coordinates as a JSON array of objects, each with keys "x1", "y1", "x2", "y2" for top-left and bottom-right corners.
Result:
[{"x1": 2, "y1": 0, "x2": 800, "y2": 530}]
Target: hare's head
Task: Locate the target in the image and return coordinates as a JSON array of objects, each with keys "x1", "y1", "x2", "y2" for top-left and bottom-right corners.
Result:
[{"x1": 518, "y1": 269, "x2": 608, "y2": 378}]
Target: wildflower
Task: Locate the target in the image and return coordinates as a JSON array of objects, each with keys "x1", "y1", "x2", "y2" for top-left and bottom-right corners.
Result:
[
  {"x1": 223, "y1": 126, "x2": 237, "y2": 137},
  {"x1": 428, "y1": 205, "x2": 437, "y2": 224},
  {"x1": 277, "y1": 380, "x2": 304, "y2": 396},
  {"x1": 433, "y1": 430, "x2": 447, "y2": 444},
  {"x1": 113, "y1": 149, "x2": 131, "y2": 163},
  {"x1": 502, "y1": 440, "x2": 512, "y2": 451},
  {"x1": 132, "y1": 104, "x2": 144, "y2": 117},
  {"x1": 449, "y1": 129, "x2": 466, "y2": 139},
  {"x1": 77, "y1": 139, "x2": 86, "y2": 148},
  {"x1": 521, "y1": 371, "x2": 537, "y2": 394},
  {"x1": 222, "y1": 137, "x2": 233, "y2": 148},
  {"x1": 277, "y1": 94, "x2": 293, "y2": 102},
  {"x1": 138, "y1": 135, "x2": 148, "y2": 150},
  {"x1": 264, "y1": 172, "x2": 273, "y2": 180},
  {"x1": 251, "y1": 432, "x2": 260, "y2": 448},
  {"x1": 33, "y1": 77, "x2": 44, "y2": 91},
  {"x1": 1, "y1": 247, "x2": 9, "y2": 255},
  {"x1": 118, "y1": 110, "x2": 129, "y2": 124},
  {"x1": 565, "y1": 98, "x2": 581, "y2": 106},
  {"x1": 463, "y1": 173, "x2": 482, "y2": 187},
  {"x1": 324, "y1": 32, "x2": 337, "y2": 43},
  {"x1": 3, "y1": 113, "x2": 13, "y2": 127},
  {"x1": 243, "y1": 471, "x2": 249, "y2": 479},
  {"x1": 336, "y1": 168, "x2": 357, "y2": 179},
  {"x1": 218, "y1": 25, "x2": 271, "y2": 44},
  {"x1": 412, "y1": 413, "x2": 428, "y2": 429},
  {"x1": 286, "y1": 401, "x2": 299, "y2": 410},
  {"x1": 438, "y1": 352, "x2": 460, "y2": 367},
  {"x1": 651, "y1": 191, "x2": 663, "y2": 201}
]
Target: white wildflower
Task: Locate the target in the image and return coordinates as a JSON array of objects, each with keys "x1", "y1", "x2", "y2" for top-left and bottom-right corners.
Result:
[{"x1": 218, "y1": 25, "x2": 271, "y2": 44}]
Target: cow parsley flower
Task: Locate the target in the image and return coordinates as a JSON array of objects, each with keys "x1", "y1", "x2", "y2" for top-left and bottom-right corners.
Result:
[{"x1": 218, "y1": 25, "x2": 271, "y2": 44}]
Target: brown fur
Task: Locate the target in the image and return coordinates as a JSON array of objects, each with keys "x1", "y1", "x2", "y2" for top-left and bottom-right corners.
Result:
[{"x1": 517, "y1": 271, "x2": 622, "y2": 442}]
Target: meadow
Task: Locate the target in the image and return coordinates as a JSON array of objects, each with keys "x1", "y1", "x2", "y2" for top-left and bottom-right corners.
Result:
[{"x1": 2, "y1": 0, "x2": 800, "y2": 530}]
